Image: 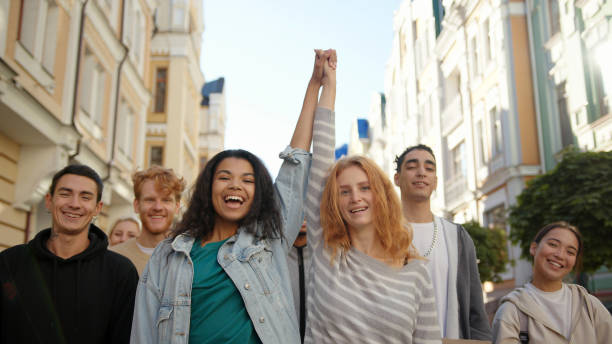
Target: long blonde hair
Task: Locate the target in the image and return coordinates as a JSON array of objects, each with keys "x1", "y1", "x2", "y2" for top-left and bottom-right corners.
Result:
[{"x1": 320, "y1": 156, "x2": 419, "y2": 263}]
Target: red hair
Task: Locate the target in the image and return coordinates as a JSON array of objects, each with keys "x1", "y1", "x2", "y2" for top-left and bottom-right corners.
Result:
[
  {"x1": 132, "y1": 166, "x2": 185, "y2": 201},
  {"x1": 320, "y1": 156, "x2": 419, "y2": 263}
]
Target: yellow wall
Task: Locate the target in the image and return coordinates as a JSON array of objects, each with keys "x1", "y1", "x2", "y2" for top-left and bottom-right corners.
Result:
[
  {"x1": 0, "y1": 133, "x2": 27, "y2": 251},
  {"x1": 510, "y1": 14, "x2": 540, "y2": 166}
]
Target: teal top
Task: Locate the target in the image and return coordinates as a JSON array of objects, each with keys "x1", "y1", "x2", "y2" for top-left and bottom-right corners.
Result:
[{"x1": 189, "y1": 239, "x2": 261, "y2": 344}]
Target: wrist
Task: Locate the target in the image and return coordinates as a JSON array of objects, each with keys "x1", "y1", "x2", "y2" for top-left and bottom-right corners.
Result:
[{"x1": 309, "y1": 78, "x2": 322, "y2": 87}]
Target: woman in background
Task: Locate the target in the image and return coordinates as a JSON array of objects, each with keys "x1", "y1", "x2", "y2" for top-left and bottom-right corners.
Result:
[
  {"x1": 492, "y1": 221, "x2": 612, "y2": 343},
  {"x1": 108, "y1": 217, "x2": 140, "y2": 246}
]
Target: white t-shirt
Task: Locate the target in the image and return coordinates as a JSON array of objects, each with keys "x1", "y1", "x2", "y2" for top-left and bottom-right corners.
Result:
[
  {"x1": 525, "y1": 283, "x2": 573, "y2": 339},
  {"x1": 410, "y1": 217, "x2": 449, "y2": 337},
  {"x1": 135, "y1": 241, "x2": 155, "y2": 256}
]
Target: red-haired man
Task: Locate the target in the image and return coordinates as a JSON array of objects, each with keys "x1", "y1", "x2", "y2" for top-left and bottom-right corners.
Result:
[{"x1": 112, "y1": 166, "x2": 185, "y2": 275}]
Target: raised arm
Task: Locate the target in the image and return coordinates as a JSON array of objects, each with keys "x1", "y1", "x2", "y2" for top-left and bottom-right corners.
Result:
[
  {"x1": 290, "y1": 49, "x2": 333, "y2": 151},
  {"x1": 305, "y1": 50, "x2": 336, "y2": 253},
  {"x1": 276, "y1": 50, "x2": 335, "y2": 249}
]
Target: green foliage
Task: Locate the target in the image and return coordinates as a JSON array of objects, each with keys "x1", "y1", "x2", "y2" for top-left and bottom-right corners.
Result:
[
  {"x1": 508, "y1": 149, "x2": 612, "y2": 273},
  {"x1": 462, "y1": 220, "x2": 509, "y2": 283}
]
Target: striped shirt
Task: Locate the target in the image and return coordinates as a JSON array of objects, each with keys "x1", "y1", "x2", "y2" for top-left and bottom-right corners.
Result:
[{"x1": 304, "y1": 107, "x2": 441, "y2": 344}]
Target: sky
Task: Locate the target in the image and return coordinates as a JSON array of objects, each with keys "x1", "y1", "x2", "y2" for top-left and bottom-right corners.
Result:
[{"x1": 201, "y1": 0, "x2": 403, "y2": 176}]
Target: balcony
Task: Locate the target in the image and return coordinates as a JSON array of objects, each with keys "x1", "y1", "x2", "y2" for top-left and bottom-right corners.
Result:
[
  {"x1": 441, "y1": 95, "x2": 462, "y2": 134},
  {"x1": 445, "y1": 174, "x2": 469, "y2": 209}
]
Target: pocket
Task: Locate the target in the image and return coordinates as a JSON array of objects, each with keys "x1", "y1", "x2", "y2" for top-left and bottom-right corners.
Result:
[
  {"x1": 156, "y1": 305, "x2": 173, "y2": 339},
  {"x1": 249, "y1": 248, "x2": 282, "y2": 296}
]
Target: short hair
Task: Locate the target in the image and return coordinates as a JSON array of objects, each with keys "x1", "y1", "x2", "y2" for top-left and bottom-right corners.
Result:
[
  {"x1": 394, "y1": 144, "x2": 436, "y2": 173},
  {"x1": 321, "y1": 155, "x2": 419, "y2": 263},
  {"x1": 109, "y1": 216, "x2": 140, "y2": 236},
  {"x1": 132, "y1": 166, "x2": 185, "y2": 201},
  {"x1": 532, "y1": 221, "x2": 583, "y2": 271},
  {"x1": 49, "y1": 164, "x2": 104, "y2": 202}
]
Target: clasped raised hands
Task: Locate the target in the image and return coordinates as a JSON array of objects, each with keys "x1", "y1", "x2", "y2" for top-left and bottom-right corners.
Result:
[{"x1": 312, "y1": 49, "x2": 337, "y2": 87}]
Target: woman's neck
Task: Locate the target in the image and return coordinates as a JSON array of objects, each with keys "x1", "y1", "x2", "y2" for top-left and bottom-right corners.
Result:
[
  {"x1": 203, "y1": 217, "x2": 239, "y2": 246},
  {"x1": 531, "y1": 275, "x2": 563, "y2": 292},
  {"x1": 349, "y1": 226, "x2": 403, "y2": 268}
]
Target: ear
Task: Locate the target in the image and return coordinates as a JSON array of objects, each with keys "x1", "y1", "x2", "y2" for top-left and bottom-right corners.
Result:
[
  {"x1": 433, "y1": 175, "x2": 438, "y2": 190},
  {"x1": 94, "y1": 201, "x2": 103, "y2": 216},
  {"x1": 529, "y1": 242, "x2": 537, "y2": 257},
  {"x1": 393, "y1": 173, "x2": 400, "y2": 187},
  {"x1": 44, "y1": 193, "x2": 52, "y2": 212},
  {"x1": 133, "y1": 198, "x2": 140, "y2": 214}
]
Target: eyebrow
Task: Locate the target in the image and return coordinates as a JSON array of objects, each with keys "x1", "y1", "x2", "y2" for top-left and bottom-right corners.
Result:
[
  {"x1": 404, "y1": 158, "x2": 437, "y2": 167},
  {"x1": 57, "y1": 187, "x2": 95, "y2": 196},
  {"x1": 215, "y1": 170, "x2": 255, "y2": 177},
  {"x1": 548, "y1": 238, "x2": 578, "y2": 251}
]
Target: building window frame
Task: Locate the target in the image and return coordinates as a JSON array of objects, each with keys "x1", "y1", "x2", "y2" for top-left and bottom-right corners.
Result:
[{"x1": 154, "y1": 67, "x2": 168, "y2": 113}]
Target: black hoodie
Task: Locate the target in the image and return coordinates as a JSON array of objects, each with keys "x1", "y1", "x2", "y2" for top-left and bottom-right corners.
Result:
[{"x1": 0, "y1": 224, "x2": 138, "y2": 344}]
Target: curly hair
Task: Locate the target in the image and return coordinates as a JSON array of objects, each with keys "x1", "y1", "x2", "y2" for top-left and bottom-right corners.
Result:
[
  {"x1": 172, "y1": 149, "x2": 282, "y2": 241},
  {"x1": 132, "y1": 166, "x2": 185, "y2": 201},
  {"x1": 320, "y1": 155, "x2": 419, "y2": 263}
]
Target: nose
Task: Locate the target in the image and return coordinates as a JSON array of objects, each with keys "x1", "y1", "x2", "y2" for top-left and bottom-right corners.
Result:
[
  {"x1": 349, "y1": 189, "x2": 361, "y2": 203},
  {"x1": 153, "y1": 199, "x2": 163, "y2": 210},
  {"x1": 67, "y1": 195, "x2": 81, "y2": 208}
]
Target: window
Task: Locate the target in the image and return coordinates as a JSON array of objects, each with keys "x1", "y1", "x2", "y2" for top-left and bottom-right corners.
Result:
[
  {"x1": 482, "y1": 18, "x2": 493, "y2": 65},
  {"x1": 150, "y1": 146, "x2": 163, "y2": 166},
  {"x1": 450, "y1": 142, "x2": 466, "y2": 179},
  {"x1": 469, "y1": 35, "x2": 480, "y2": 79},
  {"x1": 79, "y1": 49, "x2": 106, "y2": 125},
  {"x1": 154, "y1": 68, "x2": 168, "y2": 113},
  {"x1": 485, "y1": 205, "x2": 506, "y2": 230},
  {"x1": 490, "y1": 107, "x2": 503, "y2": 156},
  {"x1": 118, "y1": 100, "x2": 135, "y2": 157},
  {"x1": 548, "y1": 0, "x2": 561, "y2": 36},
  {"x1": 19, "y1": 0, "x2": 58, "y2": 74},
  {"x1": 476, "y1": 120, "x2": 487, "y2": 165},
  {"x1": 556, "y1": 82, "x2": 573, "y2": 147}
]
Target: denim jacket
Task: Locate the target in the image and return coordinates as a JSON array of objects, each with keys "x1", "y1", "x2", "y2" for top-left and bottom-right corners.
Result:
[{"x1": 130, "y1": 147, "x2": 310, "y2": 344}]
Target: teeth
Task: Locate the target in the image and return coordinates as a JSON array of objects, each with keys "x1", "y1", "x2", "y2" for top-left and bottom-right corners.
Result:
[
  {"x1": 65, "y1": 213, "x2": 80, "y2": 218},
  {"x1": 225, "y1": 195, "x2": 244, "y2": 202},
  {"x1": 350, "y1": 208, "x2": 367, "y2": 213},
  {"x1": 549, "y1": 261, "x2": 563, "y2": 268}
]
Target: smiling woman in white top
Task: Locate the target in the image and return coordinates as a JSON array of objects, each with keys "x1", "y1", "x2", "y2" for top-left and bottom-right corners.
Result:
[{"x1": 492, "y1": 221, "x2": 612, "y2": 344}]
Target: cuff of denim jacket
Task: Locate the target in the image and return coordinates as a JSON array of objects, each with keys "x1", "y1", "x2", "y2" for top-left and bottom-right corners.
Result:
[{"x1": 279, "y1": 146, "x2": 310, "y2": 164}]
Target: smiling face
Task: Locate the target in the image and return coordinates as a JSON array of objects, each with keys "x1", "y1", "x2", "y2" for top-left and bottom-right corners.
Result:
[
  {"x1": 109, "y1": 220, "x2": 140, "y2": 246},
  {"x1": 211, "y1": 157, "x2": 256, "y2": 225},
  {"x1": 134, "y1": 180, "x2": 180, "y2": 235},
  {"x1": 337, "y1": 165, "x2": 374, "y2": 233},
  {"x1": 394, "y1": 149, "x2": 437, "y2": 202},
  {"x1": 45, "y1": 174, "x2": 102, "y2": 236},
  {"x1": 530, "y1": 227, "x2": 579, "y2": 286}
]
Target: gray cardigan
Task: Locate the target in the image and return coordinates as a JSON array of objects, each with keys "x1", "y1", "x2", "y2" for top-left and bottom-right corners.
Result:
[{"x1": 455, "y1": 222, "x2": 492, "y2": 340}]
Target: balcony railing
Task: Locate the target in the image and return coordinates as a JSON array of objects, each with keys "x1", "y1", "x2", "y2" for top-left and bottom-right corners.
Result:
[
  {"x1": 445, "y1": 174, "x2": 468, "y2": 207},
  {"x1": 441, "y1": 95, "x2": 462, "y2": 134}
]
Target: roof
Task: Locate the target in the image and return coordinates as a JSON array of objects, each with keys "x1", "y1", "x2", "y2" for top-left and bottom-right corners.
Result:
[{"x1": 201, "y1": 77, "x2": 225, "y2": 106}]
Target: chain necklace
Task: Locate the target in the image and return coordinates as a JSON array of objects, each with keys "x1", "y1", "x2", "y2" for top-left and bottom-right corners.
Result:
[{"x1": 422, "y1": 217, "x2": 438, "y2": 258}]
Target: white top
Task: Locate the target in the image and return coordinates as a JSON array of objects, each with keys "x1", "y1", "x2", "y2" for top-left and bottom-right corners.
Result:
[
  {"x1": 135, "y1": 241, "x2": 155, "y2": 255},
  {"x1": 410, "y1": 218, "x2": 449, "y2": 337},
  {"x1": 525, "y1": 283, "x2": 573, "y2": 339}
]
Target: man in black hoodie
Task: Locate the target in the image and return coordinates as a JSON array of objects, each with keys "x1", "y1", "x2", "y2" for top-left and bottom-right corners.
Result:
[{"x1": 0, "y1": 164, "x2": 139, "y2": 343}]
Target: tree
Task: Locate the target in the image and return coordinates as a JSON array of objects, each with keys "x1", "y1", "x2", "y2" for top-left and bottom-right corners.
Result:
[
  {"x1": 508, "y1": 149, "x2": 612, "y2": 273},
  {"x1": 462, "y1": 220, "x2": 509, "y2": 283}
]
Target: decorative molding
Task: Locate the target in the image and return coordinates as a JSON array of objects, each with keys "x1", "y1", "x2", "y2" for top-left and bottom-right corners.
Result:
[
  {"x1": 85, "y1": 0, "x2": 125, "y2": 62},
  {"x1": 14, "y1": 43, "x2": 55, "y2": 93}
]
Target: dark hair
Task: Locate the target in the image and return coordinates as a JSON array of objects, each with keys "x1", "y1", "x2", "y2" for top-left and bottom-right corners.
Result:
[
  {"x1": 49, "y1": 164, "x2": 104, "y2": 202},
  {"x1": 172, "y1": 149, "x2": 282, "y2": 241},
  {"x1": 533, "y1": 221, "x2": 583, "y2": 271},
  {"x1": 394, "y1": 144, "x2": 436, "y2": 173}
]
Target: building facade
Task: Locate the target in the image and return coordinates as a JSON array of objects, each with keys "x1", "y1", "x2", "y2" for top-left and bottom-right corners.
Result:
[
  {"x1": 199, "y1": 77, "x2": 226, "y2": 170},
  {"x1": 0, "y1": 0, "x2": 222, "y2": 248}
]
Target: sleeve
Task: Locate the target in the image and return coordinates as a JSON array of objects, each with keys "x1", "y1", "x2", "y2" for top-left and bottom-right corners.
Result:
[
  {"x1": 275, "y1": 146, "x2": 311, "y2": 253},
  {"x1": 461, "y1": 226, "x2": 493, "y2": 340},
  {"x1": 109, "y1": 260, "x2": 139, "y2": 343},
  {"x1": 588, "y1": 294, "x2": 612, "y2": 344},
  {"x1": 491, "y1": 302, "x2": 521, "y2": 344},
  {"x1": 305, "y1": 107, "x2": 335, "y2": 253},
  {"x1": 413, "y1": 266, "x2": 442, "y2": 344},
  {"x1": 130, "y1": 253, "x2": 163, "y2": 344}
]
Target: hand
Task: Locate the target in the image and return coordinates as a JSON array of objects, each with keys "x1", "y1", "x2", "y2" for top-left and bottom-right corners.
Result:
[
  {"x1": 311, "y1": 49, "x2": 336, "y2": 85},
  {"x1": 321, "y1": 49, "x2": 336, "y2": 87}
]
